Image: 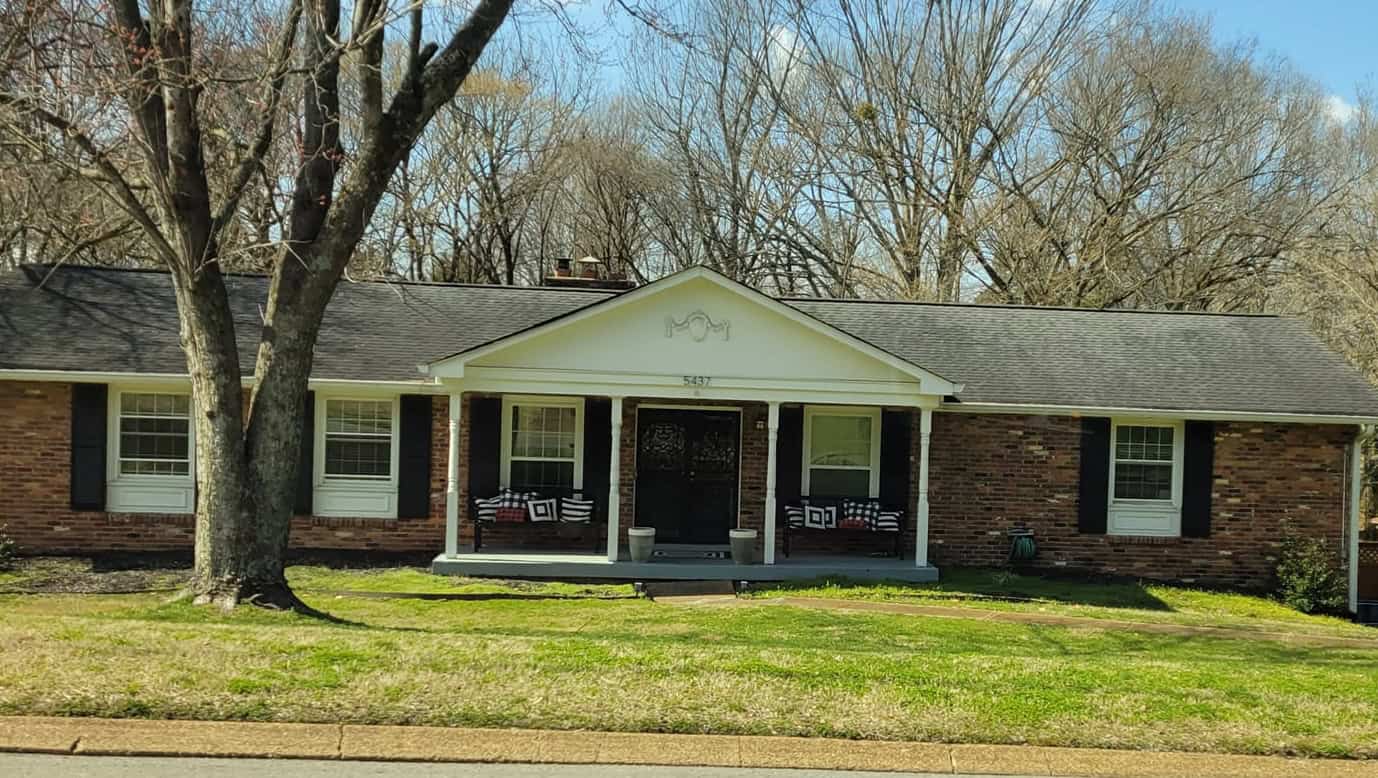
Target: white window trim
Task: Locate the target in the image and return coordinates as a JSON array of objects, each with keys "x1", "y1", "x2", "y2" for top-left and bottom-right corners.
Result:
[
  {"x1": 105, "y1": 386, "x2": 196, "y2": 514},
  {"x1": 801, "y1": 405, "x2": 882, "y2": 498},
  {"x1": 1107, "y1": 418, "x2": 1185, "y2": 537},
  {"x1": 318, "y1": 396, "x2": 401, "y2": 484},
  {"x1": 500, "y1": 394, "x2": 585, "y2": 491},
  {"x1": 313, "y1": 394, "x2": 401, "y2": 519}
]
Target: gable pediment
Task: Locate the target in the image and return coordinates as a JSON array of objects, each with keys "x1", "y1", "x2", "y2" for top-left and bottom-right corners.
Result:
[{"x1": 428, "y1": 268, "x2": 957, "y2": 399}]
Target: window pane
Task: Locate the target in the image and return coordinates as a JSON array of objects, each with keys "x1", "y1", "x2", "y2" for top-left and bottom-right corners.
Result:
[
  {"x1": 809, "y1": 468, "x2": 870, "y2": 498},
  {"x1": 1115, "y1": 425, "x2": 1173, "y2": 461},
  {"x1": 118, "y1": 394, "x2": 191, "y2": 477},
  {"x1": 325, "y1": 437, "x2": 391, "y2": 477},
  {"x1": 511, "y1": 405, "x2": 576, "y2": 459},
  {"x1": 809, "y1": 415, "x2": 872, "y2": 467},
  {"x1": 1114, "y1": 462, "x2": 1173, "y2": 500},
  {"x1": 120, "y1": 459, "x2": 189, "y2": 476},
  {"x1": 121, "y1": 392, "x2": 190, "y2": 418},
  {"x1": 326, "y1": 399, "x2": 391, "y2": 435},
  {"x1": 510, "y1": 460, "x2": 575, "y2": 492}
]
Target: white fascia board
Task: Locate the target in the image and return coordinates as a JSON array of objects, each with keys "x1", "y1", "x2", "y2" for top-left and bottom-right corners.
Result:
[
  {"x1": 0, "y1": 369, "x2": 444, "y2": 394},
  {"x1": 424, "y1": 266, "x2": 962, "y2": 395},
  {"x1": 454, "y1": 375, "x2": 940, "y2": 409},
  {"x1": 942, "y1": 400, "x2": 1378, "y2": 426}
]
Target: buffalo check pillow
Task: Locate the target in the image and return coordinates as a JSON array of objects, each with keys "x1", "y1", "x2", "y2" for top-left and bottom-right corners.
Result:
[
  {"x1": 841, "y1": 498, "x2": 879, "y2": 530},
  {"x1": 527, "y1": 497, "x2": 559, "y2": 522},
  {"x1": 495, "y1": 489, "x2": 531, "y2": 523},
  {"x1": 560, "y1": 496, "x2": 595, "y2": 523}
]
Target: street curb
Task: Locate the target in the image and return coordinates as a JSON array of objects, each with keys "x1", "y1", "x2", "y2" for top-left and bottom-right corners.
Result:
[{"x1": 0, "y1": 716, "x2": 1373, "y2": 776}]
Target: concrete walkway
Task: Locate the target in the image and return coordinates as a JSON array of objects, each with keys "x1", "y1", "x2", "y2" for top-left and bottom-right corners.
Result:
[
  {"x1": 704, "y1": 596, "x2": 1378, "y2": 649},
  {"x1": 1, "y1": 716, "x2": 1373, "y2": 777}
]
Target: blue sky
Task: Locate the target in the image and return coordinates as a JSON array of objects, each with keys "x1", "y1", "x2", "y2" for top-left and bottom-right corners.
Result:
[{"x1": 1169, "y1": 0, "x2": 1374, "y2": 108}]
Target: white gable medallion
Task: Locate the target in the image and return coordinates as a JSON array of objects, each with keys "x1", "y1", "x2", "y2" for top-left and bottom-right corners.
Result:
[{"x1": 665, "y1": 310, "x2": 730, "y2": 342}]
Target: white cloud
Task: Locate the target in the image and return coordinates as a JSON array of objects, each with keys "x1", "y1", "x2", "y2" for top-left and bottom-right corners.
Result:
[{"x1": 1324, "y1": 94, "x2": 1357, "y2": 125}]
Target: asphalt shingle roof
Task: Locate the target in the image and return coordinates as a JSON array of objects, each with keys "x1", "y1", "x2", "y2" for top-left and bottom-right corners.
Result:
[{"x1": 3, "y1": 264, "x2": 1376, "y2": 418}]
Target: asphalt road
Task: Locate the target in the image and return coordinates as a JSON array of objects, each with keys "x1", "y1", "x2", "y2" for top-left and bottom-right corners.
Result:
[{"x1": 0, "y1": 754, "x2": 1028, "y2": 777}]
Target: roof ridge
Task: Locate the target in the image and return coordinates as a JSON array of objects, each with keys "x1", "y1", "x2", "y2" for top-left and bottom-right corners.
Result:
[
  {"x1": 780, "y1": 295, "x2": 1281, "y2": 318},
  {"x1": 11, "y1": 262, "x2": 618, "y2": 294}
]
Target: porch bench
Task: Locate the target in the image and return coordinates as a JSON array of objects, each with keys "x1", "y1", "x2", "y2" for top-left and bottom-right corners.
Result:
[
  {"x1": 780, "y1": 497, "x2": 904, "y2": 559},
  {"x1": 470, "y1": 489, "x2": 606, "y2": 553}
]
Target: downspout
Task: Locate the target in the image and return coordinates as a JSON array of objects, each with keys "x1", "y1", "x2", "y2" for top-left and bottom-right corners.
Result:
[{"x1": 1349, "y1": 426, "x2": 1369, "y2": 615}]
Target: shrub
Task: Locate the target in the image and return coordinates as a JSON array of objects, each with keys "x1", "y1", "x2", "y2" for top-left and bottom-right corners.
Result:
[
  {"x1": 1274, "y1": 534, "x2": 1346, "y2": 614},
  {"x1": 0, "y1": 525, "x2": 16, "y2": 571}
]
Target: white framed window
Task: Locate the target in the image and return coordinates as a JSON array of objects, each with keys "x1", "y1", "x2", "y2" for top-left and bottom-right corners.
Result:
[
  {"x1": 500, "y1": 395, "x2": 584, "y2": 492},
  {"x1": 312, "y1": 395, "x2": 401, "y2": 519},
  {"x1": 115, "y1": 392, "x2": 193, "y2": 476},
  {"x1": 322, "y1": 398, "x2": 397, "y2": 481},
  {"x1": 802, "y1": 405, "x2": 881, "y2": 498},
  {"x1": 105, "y1": 387, "x2": 196, "y2": 514},
  {"x1": 1107, "y1": 419, "x2": 1184, "y2": 537}
]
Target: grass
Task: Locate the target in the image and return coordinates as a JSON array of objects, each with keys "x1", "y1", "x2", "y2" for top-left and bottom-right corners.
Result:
[
  {"x1": 1, "y1": 570, "x2": 1376, "y2": 759},
  {"x1": 747, "y1": 569, "x2": 1374, "y2": 639}
]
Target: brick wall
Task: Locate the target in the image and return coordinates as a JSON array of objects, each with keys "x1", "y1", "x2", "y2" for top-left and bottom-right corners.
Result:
[
  {"x1": 1, "y1": 379, "x2": 1357, "y2": 589},
  {"x1": 928, "y1": 412, "x2": 1355, "y2": 589},
  {"x1": 0, "y1": 381, "x2": 449, "y2": 554}
]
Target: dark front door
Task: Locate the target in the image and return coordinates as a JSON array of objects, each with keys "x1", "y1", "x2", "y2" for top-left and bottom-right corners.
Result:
[{"x1": 635, "y1": 408, "x2": 740, "y2": 544}]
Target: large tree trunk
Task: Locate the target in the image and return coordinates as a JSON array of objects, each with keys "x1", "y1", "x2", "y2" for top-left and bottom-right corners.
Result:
[{"x1": 182, "y1": 251, "x2": 340, "y2": 609}]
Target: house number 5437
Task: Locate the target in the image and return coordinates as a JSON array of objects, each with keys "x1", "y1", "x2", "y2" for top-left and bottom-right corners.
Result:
[{"x1": 683, "y1": 375, "x2": 711, "y2": 386}]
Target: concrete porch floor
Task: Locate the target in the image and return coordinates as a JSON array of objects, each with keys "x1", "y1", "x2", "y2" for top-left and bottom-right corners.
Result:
[{"x1": 431, "y1": 551, "x2": 940, "y2": 582}]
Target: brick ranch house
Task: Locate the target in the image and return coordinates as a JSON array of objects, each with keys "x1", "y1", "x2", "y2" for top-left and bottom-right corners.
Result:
[{"x1": 1, "y1": 263, "x2": 1375, "y2": 610}]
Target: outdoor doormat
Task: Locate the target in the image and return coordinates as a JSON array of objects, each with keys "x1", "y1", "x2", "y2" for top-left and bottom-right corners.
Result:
[{"x1": 651, "y1": 548, "x2": 730, "y2": 560}]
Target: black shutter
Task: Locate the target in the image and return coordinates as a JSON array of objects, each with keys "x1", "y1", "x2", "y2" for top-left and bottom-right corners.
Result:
[
  {"x1": 294, "y1": 391, "x2": 315, "y2": 515},
  {"x1": 70, "y1": 383, "x2": 108, "y2": 511},
  {"x1": 776, "y1": 405, "x2": 804, "y2": 503},
  {"x1": 1078, "y1": 417, "x2": 1111, "y2": 534},
  {"x1": 1181, "y1": 420, "x2": 1215, "y2": 538},
  {"x1": 468, "y1": 396, "x2": 502, "y2": 499},
  {"x1": 397, "y1": 395, "x2": 433, "y2": 519},
  {"x1": 879, "y1": 409, "x2": 913, "y2": 509},
  {"x1": 582, "y1": 398, "x2": 612, "y2": 507}
]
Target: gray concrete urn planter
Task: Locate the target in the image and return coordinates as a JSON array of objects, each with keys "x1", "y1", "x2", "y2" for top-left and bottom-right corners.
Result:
[
  {"x1": 628, "y1": 527, "x2": 656, "y2": 563},
  {"x1": 729, "y1": 528, "x2": 758, "y2": 565}
]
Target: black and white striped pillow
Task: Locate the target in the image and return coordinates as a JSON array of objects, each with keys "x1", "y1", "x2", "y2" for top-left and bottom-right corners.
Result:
[
  {"x1": 475, "y1": 494, "x2": 501, "y2": 523},
  {"x1": 784, "y1": 504, "x2": 805, "y2": 528},
  {"x1": 561, "y1": 496, "x2": 595, "y2": 523},
  {"x1": 874, "y1": 510, "x2": 901, "y2": 532}
]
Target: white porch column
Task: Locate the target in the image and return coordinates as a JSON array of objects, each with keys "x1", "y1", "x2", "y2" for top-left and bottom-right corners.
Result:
[
  {"x1": 915, "y1": 407, "x2": 933, "y2": 568},
  {"x1": 764, "y1": 401, "x2": 781, "y2": 565},
  {"x1": 445, "y1": 392, "x2": 463, "y2": 557},
  {"x1": 607, "y1": 396, "x2": 624, "y2": 562}
]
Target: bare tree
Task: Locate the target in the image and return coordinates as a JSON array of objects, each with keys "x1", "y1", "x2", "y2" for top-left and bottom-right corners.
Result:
[{"x1": 0, "y1": 0, "x2": 520, "y2": 608}]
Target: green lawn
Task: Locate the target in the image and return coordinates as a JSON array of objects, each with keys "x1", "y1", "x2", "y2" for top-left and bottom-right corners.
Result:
[
  {"x1": 1, "y1": 569, "x2": 1375, "y2": 759},
  {"x1": 747, "y1": 570, "x2": 1374, "y2": 639}
]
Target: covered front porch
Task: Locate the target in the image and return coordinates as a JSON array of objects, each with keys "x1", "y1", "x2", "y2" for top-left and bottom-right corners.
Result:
[
  {"x1": 423, "y1": 267, "x2": 960, "y2": 581},
  {"x1": 432, "y1": 550, "x2": 939, "y2": 582}
]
